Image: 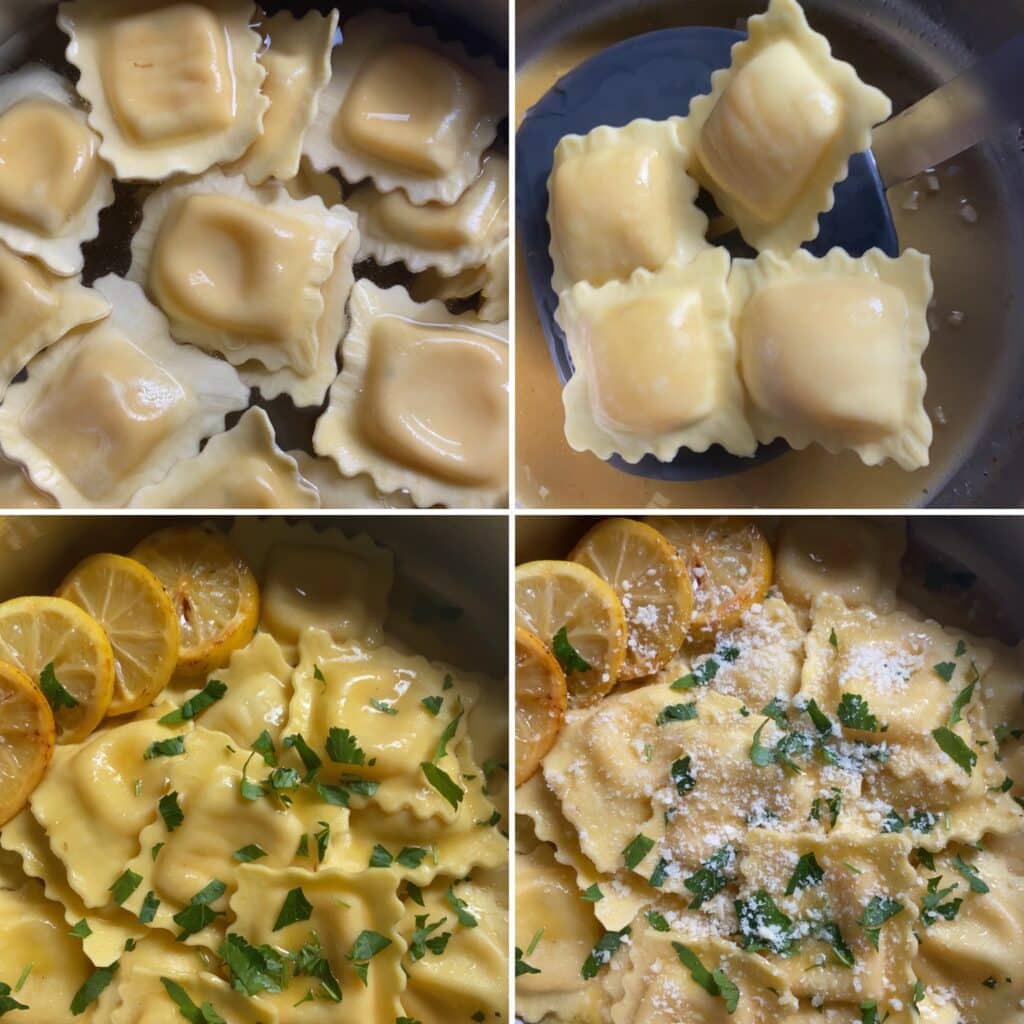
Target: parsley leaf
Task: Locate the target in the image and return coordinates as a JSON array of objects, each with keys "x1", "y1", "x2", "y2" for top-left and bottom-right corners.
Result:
[
  {"x1": 218, "y1": 934, "x2": 288, "y2": 997},
  {"x1": 369, "y1": 698, "x2": 398, "y2": 715},
  {"x1": 232, "y1": 844, "x2": 267, "y2": 863},
  {"x1": 837, "y1": 694, "x2": 880, "y2": 732},
  {"x1": 446, "y1": 886, "x2": 478, "y2": 928},
  {"x1": 315, "y1": 822, "x2": 331, "y2": 863},
  {"x1": 159, "y1": 978, "x2": 225, "y2": 1023},
  {"x1": 947, "y1": 680, "x2": 976, "y2": 727},
  {"x1": 172, "y1": 882, "x2": 226, "y2": 940},
  {"x1": 952, "y1": 855, "x2": 989, "y2": 894},
  {"x1": 396, "y1": 847, "x2": 428, "y2": 869},
  {"x1": 671, "y1": 756, "x2": 696, "y2": 795},
  {"x1": 325, "y1": 727, "x2": 366, "y2": 766},
  {"x1": 70, "y1": 963, "x2": 119, "y2": 1016},
  {"x1": 0, "y1": 981, "x2": 27, "y2": 1017},
  {"x1": 39, "y1": 662, "x2": 79, "y2": 711},
  {"x1": 408, "y1": 915, "x2": 451, "y2": 962},
  {"x1": 347, "y1": 930, "x2": 392, "y2": 985},
  {"x1": 581, "y1": 884, "x2": 603, "y2": 902},
  {"x1": 552, "y1": 626, "x2": 590, "y2": 674},
  {"x1": 858, "y1": 896, "x2": 903, "y2": 950},
  {"x1": 143, "y1": 736, "x2": 186, "y2": 760},
  {"x1": 273, "y1": 888, "x2": 313, "y2": 932},
  {"x1": 109, "y1": 870, "x2": 142, "y2": 906},
  {"x1": 645, "y1": 910, "x2": 670, "y2": 932},
  {"x1": 648, "y1": 858, "x2": 669, "y2": 889},
  {"x1": 804, "y1": 699, "x2": 833, "y2": 735},
  {"x1": 420, "y1": 762, "x2": 464, "y2": 810},
  {"x1": 934, "y1": 662, "x2": 956, "y2": 683},
  {"x1": 69, "y1": 920, "x2": 92, "y2": 939},
  {"x1": 369, "y1": 844, "x2": 393, "y2": 868},
  {"x1": 931, "y1": 726, "x2": 977, "y2": 775},
  {"x1": 656, "y1": 703, "x2": 697, "y2": 726},
  {"x1": 672, "y1": 944, "x2": 739, "y2": 1013},
  {"x1": 735, "y1": 891, "x2": 797, "y2": 956},
  {"x1": 785, "y1": 852, "x2": 825, "y2": 895},
  {"x1": 434, "y1": 709, "x2": 463, "y2": 761},
  {"x1": 158, "y1": 680, "x2": 227, "y2": 725},
  {"x1": 581, "y1": 927, "x2": 630, "y2": 980},
  {"x1": 750, "y1": 720, "x2": 775, "y2": 767},
  {"x1": 761, "y1": 698, "x2": 789, "y2": 728},
  {"x1": 920, "y1": 876, "x2": 962, "y2": 927},
  {"x1": 158, "y1": 792, "x2": 184, "y2": 832},
  {"x1": 683, "y1": 845, "x2": 734, "y2": 909},
  {"x1": 515, "y1": 947, "x2": 541, "y2": 977},
  {"x1": 251, "y1": 731, "x2": 277, "y2": 766},
  {"x1": 283, "y1": 734, "x2": 322, "y2": 780},
  {"x1": 622, "y1": 834, "x2": 655, "y2": 870},
  {"x1": 290, "y1": 933, "x2": 341, "y2": 1002},
  {"x1": 421, "y1": 696, "x2": 443, "y2": 716}
]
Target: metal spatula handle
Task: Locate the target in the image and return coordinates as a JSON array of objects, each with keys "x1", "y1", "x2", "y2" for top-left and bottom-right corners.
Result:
[{"x1": 871, "y1": 35, "x2": 1024, "y2": 188}]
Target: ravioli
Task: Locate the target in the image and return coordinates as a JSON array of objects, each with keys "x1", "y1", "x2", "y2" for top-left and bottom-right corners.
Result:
[
  {"x1": 0, "y1": 275, "x2": 248, "y2": 508},
  {"x1": 290, "y1": 451, "x2": 415, "y2": 510},
  {"x1": 58, "y1": 0, "x2": 269, "y2": 181},
  {"x1": 349, "y1": 152, "x2": 509, "y2": 277},
  {"x1": 304, "y1": 10, "x2": 505, "y2": 204},
  {"x1": 130, "y1": 408, "x2": 318, "y2": 509},
  {"x1": 0, "y1": 64, "x2": 115, "y2": 275},
  {"x1": 313, "y1": 281, "x2": 509, "y2": 509},
  {"x1": 685, "y1": 0, "x2": 892, "y2": 252},
  {"x1": 548, "y1": 118, "x2": 708, "y2": 293},
  {"x1": 557, "y1": 249, "x2": 755, "y2": 463},
  {"x1": 731, "y1": 247, "x2": 934, "y2": 470},
  {"x1": 129, "y1": 170, "x2": 359, "y2": 389}
]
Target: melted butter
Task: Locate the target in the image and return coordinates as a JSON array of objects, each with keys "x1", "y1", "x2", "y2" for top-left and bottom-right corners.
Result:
[
  {"x1": 22, "y1": 329, "x2": 189, "y2": 501},
  {"x1": 337, "y1": 42, "x2": 484, "y2": 176},
  {"x1": 698, "y1": 41, "x2": 840, "y2": 221},
  {"x1": 362, "y1": 316, "x2": 508, "y2": 486},
  {"x1": 372, "y1": 153, "x2": 507, "y2": 249},
  {"x1": 0, "y1": 98, "x2": 101, "y2": 236},
  {"x1": 585, "y1": 291, "x2": 715, "y2": 434},
  {"x1": 0, "y1": 244, "x2": 58, "y2": 341},
  {"x1": 149, "y1": 193, "x2": 318, "y2": 346},
  {"x1": 741, "y1": 278, "x2": 909, "y2": 435},
  {"x1": 99, "y1": 2, "x2": 234, "y2": 144},
  {"x1": 517, "y1": 30, "x2": 969, "y2": 508}
]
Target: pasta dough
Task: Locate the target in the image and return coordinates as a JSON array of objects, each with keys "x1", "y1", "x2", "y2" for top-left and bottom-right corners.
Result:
[
  {"x1": 305, "y1": 11, "x2": 505, "y2": 204},
  {"x1": 731, "y1": 248, "x2": 934, "y2": 470},
  {"x1": 548, "y1": 118, "x2": 708, "y2": 293},
  {"x1": 58, "y1": 0, "x2": 269, "y2": 181},
  {"x1": 685, "y1": 0, "x2": 892, "y2": 252},
  {"x1": 129, "y1": 408, "x2": 318, "y2": 509},
  {"x1": 0, "y1": 275, "x2": 249, "y2": 507},
  {"x1": 313, "y1": 281, "x2": 509, "y2": 508},
  {"x1": 0, "y1": 64, "x2": 115, "y2": 276},
  {"x1": 557, "y1": 249, "x2": 756, "y2": 463}
]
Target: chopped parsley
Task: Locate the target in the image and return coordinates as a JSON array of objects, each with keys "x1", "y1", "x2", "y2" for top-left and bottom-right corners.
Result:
[
  {"x1": 347, "y1": 930, "x2": 392, "y2": 985},
  {"x1": 314, "y1": 822, "x2": 331, "y2": 863},
  {"x1": 750, "y1": 720, "x2": 775, "y2": 767},
  {"x1": 947, "y1": 681, "x2": 976, "y2": 727},
  {"x1": 296, "y1": 834, "x2": 310, "y2": 858},
  {"x1": 396, "y1": 846, "x2": 428, "y2": 869},
  {"x1": 159, "y1": 978, "x2": 225, "y2": 1024},
  {"x1": 158, "y1": 680, "x2": 227, "y2": 725},
  {"x1": 273, "y1": 888, "x2": 314, "y2": 932},
  {"x1": 421, "y1": 696, "x2": 443, "y2": 716},
  {"x1": 137, "y1": 891, "x2": 160, "y2": 925},
  {"x1": 173, "y1": 881, "x2": 227, "y2": 940},
  {"x1": 672, "y1": 944, "x2": 739, "y2": 1013},
  {"x1": 369, "y1": 699, "x2": 399, "y2": 715},
  {"x1": 143, "y1": 736, "x2": 186, "y2": 760},
  {"x1": 581, "y1": 884, "x2": 603, "y2": 903},
  {"x1": 817, "y1": 920, "x2": 855, "y2": 967},
  {"x1": 671, "y1": 659, "x2": 720, "y2": 691},
  {"x1": 251, "y1": 731, "x2": 277, "y2": 766},
  {"x1": 622, "y1": 834, "x2": 655, "y2": 870},
  {"x1": 39, "y1": 663, "x2": 78, "y2": 711},
  {"x1": 804, "y1": 698, "x2": 833, "y2": 734},
  {"x1": 552, "y1": 626, "x2": 590, "y2": 674},
  {"x1": 810, "y1": 788, "x2": 842, "y2": 829},
  {"x1": 70, "y1": 963, "x2": 118, "y2": 1016},
  {"x1": 515, "y1": 947, "x2": 541, "y2": 977},
  {"x1": 291, "y1": 933, "x2": 341, "y2": 1002},
  {"x1": 434, "y1": 709, "x2": 463, "y2": 761},
  {"x1": 283, "y1": 733, "x2": 322, "y2": 780},
  {"x1": 920, "y1": 876, "x2": 962, "y2": 927},
  {"x1": 581, "y1": 927, "x2": 630, "y2": 980},
  {"x1": 837, "y1": 694, "x2": 880, "y2": 732},
  {"x1": 218, "y1": 934, "x2": 287, "y2": 997},
  {"x1": 408, "y1": 916, "x2": 451, "y2": 962},
  {"x1": 420, "y1": 762, "x2": 464, "y2": 810},
  {"x1": 859, "y1": 1000, "x2": 888, "y2": 1024},
  {"x1": 645, "y1": 910, "x2": 670, "y2": 932},
  {"x1": 683, "y1": 845, "x2": 734, "y2": 909},
  {"x1": 109, "y1": 870, "x2": 142, "y2": 906},
  {"x1": 446, "y1": 886, "x2": 478, "y2": 928},
  {"x1": 785, "y1": 852, "x2": 824, "y2": 895},
  {"x1": 829, "y1": 628, "x2": 839, "y2": 650},
  {"x1": 369, "y1": 844, "x2": 393, "y2": 868},
  {"x1": 952, "y1": 855, "x2": 989, "y2": 894},
  {"x1": 656, "y1": 703, "x2": 697, "y2": 726},
  {"x1": 325, "y1": 727, "x2": 366, "y2": 766},
  {"x1": 158, "y1": 792, "x2": 184, "y2": 832},
  {"x1": 648, "y1": 858, "x2": 669, "y2": 889},
  {"x1": 735, "y1": 891, "x2": 797, "y2": 956},
  {"x1": 931, "y1": 726, "x2": 977, "y2": 775},
  {"x1": 933, "y1": 662, "x2": 956, "y2": 683},
  {"x1": 0, "y1": 981, "x2": 27, "y2": 1017},
  {"x1": 671, "y1": 756, "x2": 696, "y2": 795},
  {"x1": 761, "y1": 698, "x2": 790, "y2": 728},
  {"x1": 69, "y1": 920, "x2": 92, "y2": 939},
  {"x1": 232, "y1": 844, "x2": 267, "y2": 863},
  {"x1": 858, "y1": 896, "x2": 903, "y2": 949}
]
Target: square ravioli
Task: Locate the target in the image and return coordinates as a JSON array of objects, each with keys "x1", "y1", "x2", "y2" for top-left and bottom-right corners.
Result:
[
  {"x1": 685, "y1": 0, "x2": 891, "y2": 252},
  {"x1": 731, "y1": 248, "x2": 933, "y2": 470},
  {"x1": 737, "y1": 831, "x2": 918, "y2": 1010},
  {"x1": 58, "y1": 0, "x2": 268, "y2": 181},
  {"x1": 349, "y1": 151, "x2": 508, "y2": 277},
  {"x1": 313, "y1": 280, "x2": 509, "y2": 509},
  {"x1": 304, "y1": 11, "x2": 505, "y2": 205},
  {"x1": 0, "y1": 275, "x2": 248, "y2": 507},
  {"x1": 547, "y1": 118, "x2": 708, "y2": 293},
  {"x1": 0, "y1": 242, "x2": 109, "y2": 399},
  {"x1": 129, "y1": 407, "x2": 318, "y2": 508},
  {"x1": 0, "y1": 64, "x2": 114, "y2": 275},
  {"x1": 230, "y1": 9, "x2": 338, "y2": 186},
  {"x1": 129, "y1": 169, "x2": 359, "y2": 407},
  {"x1": 556, "y1": 249, "x2": 756, "y2": 463}
]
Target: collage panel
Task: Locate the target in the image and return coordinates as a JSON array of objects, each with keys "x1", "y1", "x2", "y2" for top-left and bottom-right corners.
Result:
[
  {"x1": 0, "y1": 514, "x2": 509, "y2": 1022},
  {"x1": 515, "y1": 0, "x2": 1024, "y2": 509},
  {"x1": 0, "y1": 0, "x2": 510, "y2": 511},
  {"x1": 513, "y1": 514, "x2": 1024, "y2": 1024}
]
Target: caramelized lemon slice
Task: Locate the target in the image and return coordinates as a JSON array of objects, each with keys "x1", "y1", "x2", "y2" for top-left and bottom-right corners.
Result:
[
  {"x1": 570, "y1": 517, "x2": 693, "y2": 680},
  {"x1": 516, "y1": 627, "x2": 567, "y2": 787},
  {"x1": 515, "y1": 560, "x2": 627, "y2": 707},
  {"x1": 57, "y1": 553, "x2": 181, "y2": 717},
  {"x1": 647, "y1": 516, "x2": 773, "y2": 646},
  {"x1": 0, "y1": 596, "x2": 115, "y2": 743},
  {"x1": 130, "y1": 525, "x2": 260, "y2": 677},
  {"x1": 0, "y1": 660, "x2": 55, "y2": 826}
]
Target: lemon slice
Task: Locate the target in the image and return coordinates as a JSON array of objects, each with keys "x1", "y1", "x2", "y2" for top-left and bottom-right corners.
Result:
[
  {"x1": 647, "y1": 516, "x2": 773, "y2": 645},
  {"x1": 515, "y1": 559, "x2": 627, "y2": 707},
  {"x1": 516, "y1": 627, "x2": 567, "y2": 787},
  {"x1": 56, "y1": 553, "x2": 181, "y2": 717},
  {"x1": 0, "y1": 596, "x2": 114, "y2": 743},
  {"x1": 0, "y1": 660, "x2": 55, "y2": 826},
  {"x1": 570, "y1": 518, "x2": 693, "y2": 680},
  {"x1": 130, "y1": 525, "x2": 260, "y2": 676}
]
